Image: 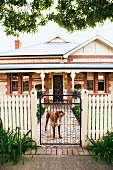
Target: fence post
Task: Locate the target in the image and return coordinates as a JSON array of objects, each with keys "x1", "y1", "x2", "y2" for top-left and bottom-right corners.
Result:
[
  {"x1": 31, "y1": 90, "x2": 39, "y2": 145},
  {"x1": 81, "y1": 89, "x2": 88, "y2": 147}
]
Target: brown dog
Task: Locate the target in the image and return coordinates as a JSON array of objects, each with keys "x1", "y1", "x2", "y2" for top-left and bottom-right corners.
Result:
[{"x1": 45, "y1": 110, "x2": 65, "y2": 139}]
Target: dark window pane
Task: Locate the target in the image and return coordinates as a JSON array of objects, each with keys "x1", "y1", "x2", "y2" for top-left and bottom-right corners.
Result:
[
  {"x1": 12, "y1": 73, "x2": 18, "y2": 80},
  {"x1": 23, "y1": 73, "x2": 29, "y2": 80},
  {"x1": 98, "y1": 82, "x2": 104, "y2": 91},
  {"x1": 87, "y1": 80, "x2": 93, "y2": 90},
  {"x1": 23, "y1": 81, "x2": 29, "y2": 91},
  {"x1": 12, "y1": 81, "x2": 18, "y2": 91}
]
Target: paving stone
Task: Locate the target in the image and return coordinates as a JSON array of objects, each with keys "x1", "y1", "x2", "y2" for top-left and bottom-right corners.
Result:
[
  {"x1": 77, "y1": 148, "x2": 85, "y2": 155},
  {"x1": 83, "y1": 149, "x2": 91, "y2": 155},
  {"x1": 62, "y1": 148, "x2": 68, "y2": 155},
  {"x1": 67, "y1": 148, "x2": 73, "y2": 155},
  {"x1": 46, "y1": 148, "x2": 52, "y2": 155},
  {"x1": 57, "y1": 148, "x2": 63, "y2": 155},
  {"x1": 73, "y1": 148, "x2": 79, "y2": 155},
  {"x1": 51, "y1": 148, "x2": 57, "y2": 155}
]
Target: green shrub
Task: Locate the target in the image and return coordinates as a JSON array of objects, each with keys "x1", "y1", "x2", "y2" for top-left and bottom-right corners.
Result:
[
  {"x1": 72, "y1": 105, "x2": 80, "y2": 123},
  {"x1": 0, "y1": 118, "x2": 37, "y2": 165},
  {"x1": 71, "y1": 90, "x2": 81, "y2": 98},
  {"x1": 35, "y1": 84, "x2": 43, "y2": 99},
  {"x1": 37, "y1": 91, "x2": 43, "y2": 99},
  {"x1": 37, "y1": 104, "x2": 45, "y2": 122},
  {"x1": 87, "y1": 131, "x2": 113, "y2": 164}
]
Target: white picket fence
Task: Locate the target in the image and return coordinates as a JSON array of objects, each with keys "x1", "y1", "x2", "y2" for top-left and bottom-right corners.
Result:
[
  {"x1": 0, "y1": 89, "x2": 113, "y2": 147},
  {"x1": 88, "y1": 94, "x2": 113, "y2": 140},
  {"x1": 0, "y1": 90, "x2": 38, "y2": 145},
  {"x1": 81, "y1": 90, "x2": 113, "y2": 146}
]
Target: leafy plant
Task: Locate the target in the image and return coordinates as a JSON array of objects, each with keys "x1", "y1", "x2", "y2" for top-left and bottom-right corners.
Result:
[
  {"x1": 74, "y1": 84, "x2": 82, "y2": 89},
  {"x1": 87, "y1": 131, "x2": 113, "y2": 164},
  {"x1": 35, "y1": 84, "x2": 43, "y2": 99},
  {"x1": 35, "y1": 84, "x2": 42, "y2": 90},
  {"x1": 37, "y1": 104, "x2": 45, "y2": 122},
  {"x1": 71, "y1": 89, "x2": 81, "y2": 99},
  {"x1": 72, "y1": 105, "x2": 80, "y2": 123},
  {"x1": 0, "y1": 118, "x2": 37, "y2": 165}
]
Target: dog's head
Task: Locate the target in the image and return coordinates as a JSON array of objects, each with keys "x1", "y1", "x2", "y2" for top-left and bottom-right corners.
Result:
[{"x1": 55, "y1": 110, "x2": 65, "y2": 118}]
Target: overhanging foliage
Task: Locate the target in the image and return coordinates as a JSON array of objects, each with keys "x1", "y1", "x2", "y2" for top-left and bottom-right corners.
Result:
[{"x1": 0, "y1": 0, "x2": 113, "y2": 36}]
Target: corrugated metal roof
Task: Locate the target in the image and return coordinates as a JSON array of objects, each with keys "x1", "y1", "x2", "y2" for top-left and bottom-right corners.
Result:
[
  {"x1": 0, "y1": 63, "x2": 113, "y2": 70},
  {"x1": 0, "y1": 42, "x2": 78, "y2": 56}
]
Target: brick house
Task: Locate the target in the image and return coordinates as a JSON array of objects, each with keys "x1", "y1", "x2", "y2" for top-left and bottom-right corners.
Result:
[{"x1": 0, "y1": 35, "x2": 113, "y2": 102}]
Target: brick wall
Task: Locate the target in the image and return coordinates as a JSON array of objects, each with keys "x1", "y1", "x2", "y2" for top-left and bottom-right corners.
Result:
[
  {"x1": 6, "y1": 73, "x2": 11, "y2": 95},
  {"x1": 44, "y1": 73, "x2": 49, "y2": 102},
  {"x1": 18, "y1": 73, "x2": 22, "y2": 94},
  {"x1": 29, "y1": 73, "x2": 33, "y2": 93},
  {"x1": 105, "y1": 73, "x2": 110, "y2": 93}
]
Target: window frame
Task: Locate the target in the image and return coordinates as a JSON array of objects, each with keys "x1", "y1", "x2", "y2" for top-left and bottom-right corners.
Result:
[
  {"x1": 11, "y1": 73, "x2": 30, "y2": 94},
  {"x1": 11, "y1": 73, "x2": 18, "y2": 93},
  {"x1": 87, "y1": 73, "x2": 94, "y2": 92},
  {"x1": 22, "y1": 73, "x2": 29, "y2": 93},
  {"x1": 98, "y1": 73, "x2": 105, "y2": 93}
]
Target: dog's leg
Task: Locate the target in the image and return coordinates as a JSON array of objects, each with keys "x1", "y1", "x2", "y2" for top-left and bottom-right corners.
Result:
[
  {"x1": 58, "y1": 125, "x2": 62, "y2": 139},
  {"x1": 45, "y1": 112, "x2": 50, "y2": 131}
]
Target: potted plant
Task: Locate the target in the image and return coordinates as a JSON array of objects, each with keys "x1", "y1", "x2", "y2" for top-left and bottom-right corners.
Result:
[
  {"x1": 35, "y1": 84, "x2": 43, "y2": 99},
  {"x1": 71, "y1": 84, "x2": 82, "y2": 100}
]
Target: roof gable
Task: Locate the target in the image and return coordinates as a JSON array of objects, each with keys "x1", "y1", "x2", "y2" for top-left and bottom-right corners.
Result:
[
  {"x1": 47, "y1": 36, "x2": 69, "y2": 43},
  {"x1": 64, "y1": 35, "x2": 113, "y2": 57}
]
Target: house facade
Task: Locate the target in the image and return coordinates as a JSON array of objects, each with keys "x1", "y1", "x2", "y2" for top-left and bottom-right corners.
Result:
[{"x1": 0, "y1": 35, "x2": 113, "y2": 102}]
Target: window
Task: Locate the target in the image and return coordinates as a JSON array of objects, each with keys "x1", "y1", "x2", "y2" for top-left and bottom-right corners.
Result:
[
  {"x1": 22, "y1": 73, "x2": 29, "y2": 92},
  {"x1": 98, "y1": 73, "x2": 104, "y2": 91},
  {"x1": 11, "y1": 73, "x2": 29, "y2": 93},
  {"x1": 87, "y1": 73, "x2": 94, "y2": 91},
  {"x1": 12, "y1": 73, "x2": 18, "y2": 92},
  {"x1": 87, "y1": 80, "x2": 93, "y2": 90}
]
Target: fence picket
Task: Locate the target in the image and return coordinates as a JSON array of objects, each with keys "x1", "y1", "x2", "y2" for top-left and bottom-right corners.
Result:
[
  {"x1": 112, "y1": 95, "x2": 113, "y2": 128},
  {"x1": 28, "y1": 95, "x2": 31, "y2": 131},
  {"x1": 88, "y1": 95, "x2": 91, "y2": 138},
  {"x1": 24, "y1": 95, "x2": 27, "y2": 134},
  {"x1": 4, "y1": 95, "x2": 8, "y2": 130},
  {"x1": 92, "y1": 95, "x2": 95, "y2": 139},
  {"x1": 12, "y1": 95, "x2": 16, "y2": 130},
  {"x1": 8, "y1": 95, "x2": 12, "y2": 129},
  {"x1": 104, "y1": 95, "x2": 108, "y2": 134},
  {"x1": 96, "y1": 95, "x2": 99, "y2": 140},
  {"x1": 16, "y1": 95, "x2": 19, "y2": 127},
  {"x1": 20, "y1": 95, "x2": 23, "y2": 137},
  {"x1": 108, "y1": 95, "x2": 111, "y2": 131},
  {"x1": 100, "y1": 95, "x2": 104, "y2": 138},
  {"x1": 1, "y1": 95, "x2": 4, "y2": 128}
]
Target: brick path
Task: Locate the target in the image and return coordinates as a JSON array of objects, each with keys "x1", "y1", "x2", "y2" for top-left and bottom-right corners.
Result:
[
  {"x1": 34, "y1": 104, "x2": 92, "y2": 156},
  {"x1": 40, "y1": 104, "x2": 80, "y2": 145},
  {"x1": 34, "y1": 146, "x2": 92, "y2": 156}
]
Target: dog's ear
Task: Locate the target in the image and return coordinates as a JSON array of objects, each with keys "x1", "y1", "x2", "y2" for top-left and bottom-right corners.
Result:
[{"x1": 61, "y1": 111, "x2": 65, "y2": 116}]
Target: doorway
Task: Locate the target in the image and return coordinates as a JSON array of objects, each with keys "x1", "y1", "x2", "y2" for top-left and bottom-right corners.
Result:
[{"x1": 53, "y1": 75, "x2": 63, "y2": 102}]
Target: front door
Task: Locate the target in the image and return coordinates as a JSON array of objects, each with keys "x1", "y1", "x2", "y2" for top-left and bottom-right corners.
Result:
[{"x1": 53, "y1": 75, "x2": 63, "y2": 102}]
